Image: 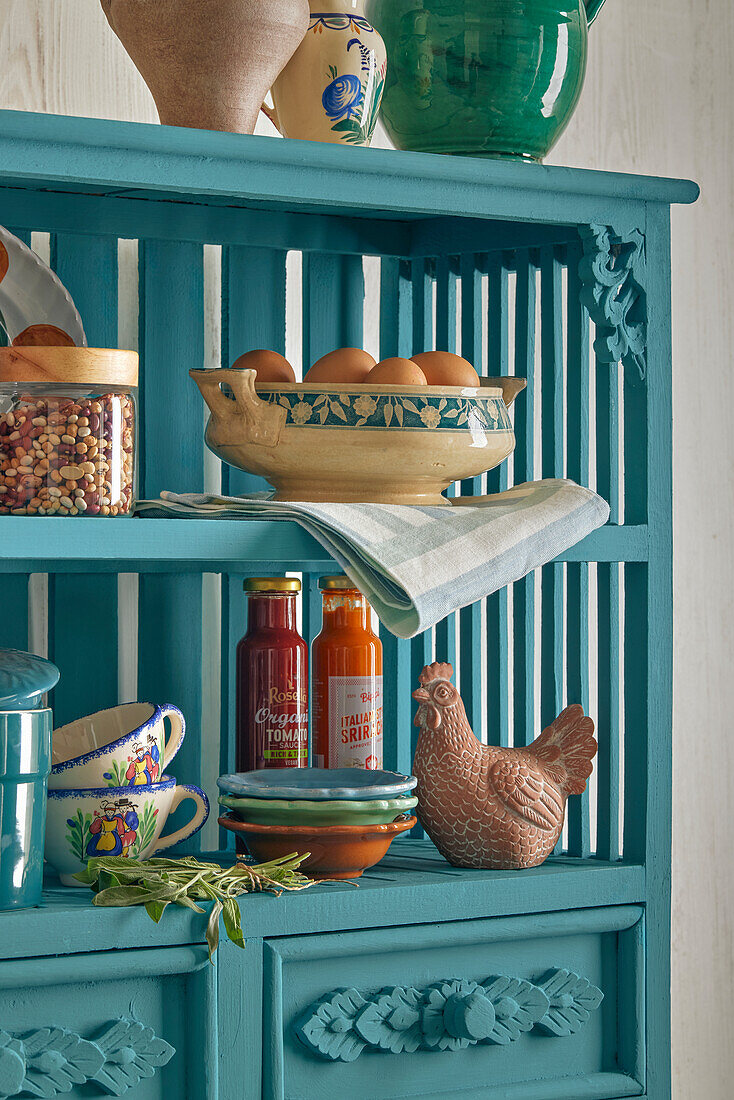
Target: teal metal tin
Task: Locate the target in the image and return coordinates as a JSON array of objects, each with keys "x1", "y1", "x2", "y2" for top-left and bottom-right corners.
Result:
[{"x1": 0, "y1": 709, "x2": 52, "y2": 910}]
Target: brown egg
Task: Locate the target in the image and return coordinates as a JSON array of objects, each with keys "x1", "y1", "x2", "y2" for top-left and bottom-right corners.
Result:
[
  {"x1": 411, "y1": 351, "x2": 481, "y2": 388},
  {"x1": 231, "y1": 349, "x2": 295, "y2": 383},
  {"x1": 366, "y1": 357, "x2": 427, "y2": 386},
  {"x1": 12, "y1": 324, "x2": 76, "y2": 348},
  {"x1": 304, "y1": 348, "x2": 376, "y2": 384}
]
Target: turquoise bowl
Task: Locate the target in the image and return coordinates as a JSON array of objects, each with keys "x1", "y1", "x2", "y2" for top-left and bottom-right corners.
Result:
[
  {"x1": 218, "y1": 793, "x2": 418, "y2": 827},
  {"x1": 217, "y1": 767, "x2": 418, "y2": 801},
  {"x1": 0, "y1": 709, "x2": 52, "y2": 910}
]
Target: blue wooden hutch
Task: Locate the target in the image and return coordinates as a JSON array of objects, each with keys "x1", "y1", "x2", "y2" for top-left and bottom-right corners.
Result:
[{"x1": 0, "y1": 110, "x2": 697, "y2": 1099}]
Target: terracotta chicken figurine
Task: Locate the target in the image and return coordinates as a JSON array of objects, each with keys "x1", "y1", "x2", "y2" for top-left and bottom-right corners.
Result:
[{"x1": 412, "y1": 663, "x2": 598, "y2": 869}]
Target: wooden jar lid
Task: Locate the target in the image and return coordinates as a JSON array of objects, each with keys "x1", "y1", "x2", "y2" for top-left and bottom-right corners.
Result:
[{"x1": 0, "y1": 347, "x2": 139, "y2": 388}]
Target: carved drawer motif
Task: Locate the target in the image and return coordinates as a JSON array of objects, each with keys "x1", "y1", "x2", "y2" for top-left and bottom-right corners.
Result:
[
  {"x1": 0, "y1": 946, "x2": 214, "y2": 1099},
  {"x1": 264, "y1": 907, "x2": 645, "y2": 1100},
  {"x1": 295, "y1": 967, "x2": 603, "y2": 1062}
]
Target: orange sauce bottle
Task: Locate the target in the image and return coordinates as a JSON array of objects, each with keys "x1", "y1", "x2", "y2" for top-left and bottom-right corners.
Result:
[{"x1": 312, "y1": 576, "x2": 383, "y2": 770}]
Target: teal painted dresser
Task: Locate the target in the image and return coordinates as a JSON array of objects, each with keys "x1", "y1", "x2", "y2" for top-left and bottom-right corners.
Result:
[{"x1": 0, "y1": 111, "x2": 697, "y2": 1099}]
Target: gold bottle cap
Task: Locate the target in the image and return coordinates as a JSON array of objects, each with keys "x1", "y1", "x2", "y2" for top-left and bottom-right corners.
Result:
[
  {"x1": 243, "y1": 577, "x2": 301, "y2": 593},
  {"x1": 319, "y1": 575, "x2": 358, "y2": 590}
]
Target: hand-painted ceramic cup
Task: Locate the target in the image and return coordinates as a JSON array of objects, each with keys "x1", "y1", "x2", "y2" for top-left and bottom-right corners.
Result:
[
  {"x1": 50, "y1": 702, "x2": 185, "y2": 790},
  {"x1": 46, "y1": 775, "x2": 209, "y2": 886}
]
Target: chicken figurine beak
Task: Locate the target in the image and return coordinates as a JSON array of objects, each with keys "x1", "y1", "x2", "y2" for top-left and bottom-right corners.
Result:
[{"x1": 413, "y1": 686, "x2": 441, "y2": 729}]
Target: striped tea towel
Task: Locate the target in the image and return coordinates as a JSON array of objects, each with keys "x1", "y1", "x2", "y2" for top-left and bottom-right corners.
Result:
[{"x1": 136, "y1": 479, "x2": 609, "y2": 639}]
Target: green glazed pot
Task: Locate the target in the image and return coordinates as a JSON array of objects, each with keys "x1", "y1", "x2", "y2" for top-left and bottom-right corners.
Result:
[{"x1": 366, "y1": 0, "x2": 607, "y2": 161}]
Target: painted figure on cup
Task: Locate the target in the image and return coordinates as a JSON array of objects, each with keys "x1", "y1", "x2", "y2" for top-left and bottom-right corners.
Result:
[
  {"x1": 86, "y1": 798, "x2": 139, "y2": 857},
  {"x1": 146, "y1": 733, "x2": 161, "y2": 782},
  {"x1": 126, "y1": 741, "x2": 154, "y2": 786}
]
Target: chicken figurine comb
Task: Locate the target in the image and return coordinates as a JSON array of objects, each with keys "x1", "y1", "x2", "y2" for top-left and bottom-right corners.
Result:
[{"x1": 412, "y1": 662, "x2": 597, "y2": 870}]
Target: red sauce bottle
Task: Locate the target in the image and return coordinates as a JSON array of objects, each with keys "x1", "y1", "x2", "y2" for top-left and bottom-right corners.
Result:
[
  {"x1": 236, "y1": 578, "x2": 308, "y2": 771},
  {"x1": 312, "y1": 576, "x2": 383, "y2": 770}
]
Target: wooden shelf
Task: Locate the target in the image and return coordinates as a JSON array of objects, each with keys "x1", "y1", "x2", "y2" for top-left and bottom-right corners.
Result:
[
  {"x1": 1, "y1": 840, "x2": 645, "y2": 961},
  {"x1": 0, "y1": 110, "x2": 698, "y2": 259},
  {"x1": 0, "y1": 517, "x2": 647, "y2": 573}
]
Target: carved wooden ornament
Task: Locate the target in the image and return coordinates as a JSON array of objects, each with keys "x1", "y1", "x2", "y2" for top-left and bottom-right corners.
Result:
[
  {"x1": 578, "y1": 223, "x2": 647, "y2": 380},
  {"x1": 294, "y1": 968, "x2": 603, "y2": 1062},
  {"x1": 0, "y1": 1018, "x2": 174, "y2": 1098}
]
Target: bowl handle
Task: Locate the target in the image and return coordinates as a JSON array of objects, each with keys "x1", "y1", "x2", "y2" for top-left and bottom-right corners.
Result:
[
  {"x1": 189, "y1": 367, "x2": 286, "y2": 446},
  {"x1": 484, "y1": 377, "x2": 527, "y2": 408}
]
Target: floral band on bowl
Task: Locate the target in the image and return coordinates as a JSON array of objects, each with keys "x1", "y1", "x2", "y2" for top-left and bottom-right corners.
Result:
[{"x1": 259, "y1": 388, "x2": 512, "y2": 432}]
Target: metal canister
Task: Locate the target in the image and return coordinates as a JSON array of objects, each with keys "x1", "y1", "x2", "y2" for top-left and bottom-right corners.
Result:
[{"x1": 0, "y1": 648, "x2": 59, "y2": 909}]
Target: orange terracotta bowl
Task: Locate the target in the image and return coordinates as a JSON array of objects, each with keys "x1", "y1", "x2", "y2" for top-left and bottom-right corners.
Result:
[{"x1": 218, "y1": 814, "x2": 416, "y2": 879}]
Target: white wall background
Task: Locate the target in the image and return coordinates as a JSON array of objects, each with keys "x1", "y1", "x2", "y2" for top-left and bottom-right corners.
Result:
[{"x1": 0, "y1": 2, "x2": 729, "y2": 1096}]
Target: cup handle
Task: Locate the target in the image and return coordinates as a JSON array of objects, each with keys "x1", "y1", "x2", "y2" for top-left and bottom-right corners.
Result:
[
  {"x1": 260, "y1": 97, "x2": 280, "y2": 133},
  {"x1": 159, "y1": 703, "x2": 186, "y2": 772},
  {"x1": 151, "y1": 784, "x2": 210, "y2": 853}
]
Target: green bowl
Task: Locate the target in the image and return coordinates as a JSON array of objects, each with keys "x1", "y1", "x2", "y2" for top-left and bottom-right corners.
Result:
[{"x1": 218, "y1": 793, "x2": 418, "y2": 827}]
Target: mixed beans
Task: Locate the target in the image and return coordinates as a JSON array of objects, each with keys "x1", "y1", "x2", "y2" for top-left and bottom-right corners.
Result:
[{"x1": 0, "y1": 391, "x2": 135, "y2": 515}]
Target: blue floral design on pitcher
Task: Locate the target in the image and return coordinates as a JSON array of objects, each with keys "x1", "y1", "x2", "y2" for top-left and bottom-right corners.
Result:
[{"x1": 322, "y1": 73, "x2": 364, "y2": 121}]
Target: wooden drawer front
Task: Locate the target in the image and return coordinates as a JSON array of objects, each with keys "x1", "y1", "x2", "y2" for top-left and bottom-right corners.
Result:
[
  {"x1": 0, "y1": 946, "x2": 215, "y2": 1099},
  {"x1": 264, "y1": 906, "x2": 644, "y2": 1100}
]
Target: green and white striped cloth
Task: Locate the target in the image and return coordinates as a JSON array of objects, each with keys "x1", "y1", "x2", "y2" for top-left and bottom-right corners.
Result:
[{"x1": 136, "y1": 479, "x2": 609, "y2": 639}]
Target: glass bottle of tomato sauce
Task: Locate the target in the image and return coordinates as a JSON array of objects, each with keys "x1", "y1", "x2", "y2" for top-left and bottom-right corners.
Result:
[
  {"x1": 236, "y1": 577, "x2": 308, "y2": 771},
  {"x1": 312, "y1": 576, "x2": 383, "y2": 770}
]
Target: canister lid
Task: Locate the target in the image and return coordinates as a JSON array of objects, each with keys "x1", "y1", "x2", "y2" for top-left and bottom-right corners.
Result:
[
  {"x1": 243, "y1": 577, "x2": 301, "y2": 593},
  {"x1": 0, "y1": 347, "x2": 138, "y2": 388},
  {"x1": 319, "y1": 575, "x2": 358, "y2": 590},
  {"x1": 0, "y1": 648, "x2": 60, "y2": 710}
]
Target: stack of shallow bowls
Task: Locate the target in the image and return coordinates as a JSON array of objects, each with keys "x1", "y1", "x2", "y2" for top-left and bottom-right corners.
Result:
[{"x1": 217, "y1": 768, "x2": 417, "y2": 879}]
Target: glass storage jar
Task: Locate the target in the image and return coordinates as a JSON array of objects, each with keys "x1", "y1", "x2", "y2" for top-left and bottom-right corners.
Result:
[{"x1": 0, "y1": 348, "x2": 138, "y2": 516}]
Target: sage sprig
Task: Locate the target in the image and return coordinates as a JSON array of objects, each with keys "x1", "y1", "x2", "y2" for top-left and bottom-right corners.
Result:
[{"x1": 74, "y1": 853, "x2": 319, "y2": 960}]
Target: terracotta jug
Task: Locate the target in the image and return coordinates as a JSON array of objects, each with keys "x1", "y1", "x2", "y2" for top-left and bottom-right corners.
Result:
[
  {"x1": 100, "y1": 0, "x2": 310, "y2": 134},
  {"x1": 262, "y1": 0, "x2": 387, "y2": 146}
]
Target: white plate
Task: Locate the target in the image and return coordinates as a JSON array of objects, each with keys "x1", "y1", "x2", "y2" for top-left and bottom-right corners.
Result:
[{"x1": 0, "y1": 225, "x2": 86, "y2": 346}]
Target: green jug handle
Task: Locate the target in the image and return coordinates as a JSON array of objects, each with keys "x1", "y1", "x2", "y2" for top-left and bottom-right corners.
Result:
[{"x1": 584, "y1": 0, "x2": 607, "y2": 26}]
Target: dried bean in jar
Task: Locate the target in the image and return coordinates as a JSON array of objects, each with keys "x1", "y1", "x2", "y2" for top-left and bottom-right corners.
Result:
[{"x1": 0, "y1": 391, "x2": 135, "y2": 516}]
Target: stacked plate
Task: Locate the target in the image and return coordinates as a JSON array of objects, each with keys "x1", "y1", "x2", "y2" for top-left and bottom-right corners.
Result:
[{"x1": 217, "y1": 768, "x2": 417, "y2": 879}]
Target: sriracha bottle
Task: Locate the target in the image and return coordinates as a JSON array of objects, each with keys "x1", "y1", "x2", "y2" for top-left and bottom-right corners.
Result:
[{"x1": 312, "y1": 575, "x2": 383, "y2": 770}]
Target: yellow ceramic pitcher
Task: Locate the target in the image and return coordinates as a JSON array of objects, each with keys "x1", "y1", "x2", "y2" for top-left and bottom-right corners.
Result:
[{"x1": 262, "y1": 0, "x2": 387, "y2": 147}]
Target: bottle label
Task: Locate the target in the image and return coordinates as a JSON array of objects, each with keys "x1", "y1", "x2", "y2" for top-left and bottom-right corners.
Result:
[
  {"x1": 328, "y1": 676, "x2": 383, "y2": 770},
  {"x1": 254, "y1": 680, "x2": 308, "y2": 767}
]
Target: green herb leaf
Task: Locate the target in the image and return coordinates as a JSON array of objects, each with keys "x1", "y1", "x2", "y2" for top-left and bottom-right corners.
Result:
[
  {"x1": 206, "y1": 900, "x2": 223, "y2": 961},
  {"x1": 222, "y1": 898, "x2": 246, "y2": 951},
  {"x1": 93, "y1": 885, "x2": 167, "y2": 907},
  {"x1": 145, "y1": 899, "x2": 170, "y2": 923}
]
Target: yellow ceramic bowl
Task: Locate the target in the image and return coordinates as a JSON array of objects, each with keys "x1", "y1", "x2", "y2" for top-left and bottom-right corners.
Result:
[{"x1": 190, "y1": 369, "x2": 525, "y2": 507}]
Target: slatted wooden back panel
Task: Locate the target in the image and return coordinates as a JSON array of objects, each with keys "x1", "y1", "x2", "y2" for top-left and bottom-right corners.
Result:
[{"x1": 1, "y1": 218, "x2": 644, "y2": 861}]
